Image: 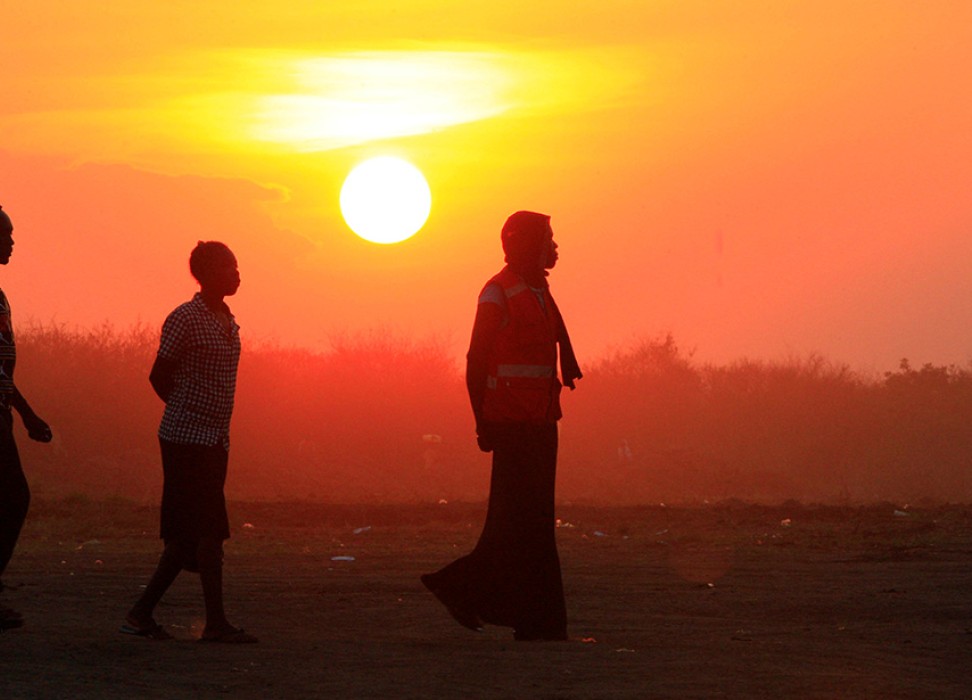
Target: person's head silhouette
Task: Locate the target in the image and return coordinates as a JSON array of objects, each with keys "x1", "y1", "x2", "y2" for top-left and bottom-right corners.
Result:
[
  {"x1": 501, "y1": 210, "x2": 558, "y2": 284},
  {"x1": 189, "y1": 241, "x2": 240, "y2": 299},
  {"x1": 0, "y1": 206, "x2": 13, "y2": 266}
]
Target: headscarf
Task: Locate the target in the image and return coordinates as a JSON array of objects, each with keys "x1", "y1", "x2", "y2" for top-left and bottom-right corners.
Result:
[{"x1": 501, "y1": 210, "x2": 552, "y2": 276}]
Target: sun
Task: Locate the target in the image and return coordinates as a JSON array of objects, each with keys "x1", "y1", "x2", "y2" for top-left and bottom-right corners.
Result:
[{"x1": 340, "y1": 156, "x2": 432, "y2": 244}]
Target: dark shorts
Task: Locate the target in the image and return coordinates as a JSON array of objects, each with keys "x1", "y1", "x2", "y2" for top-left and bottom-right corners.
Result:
[{"x1": 159, "y1": 439, "x2": 230, "y2": 544}]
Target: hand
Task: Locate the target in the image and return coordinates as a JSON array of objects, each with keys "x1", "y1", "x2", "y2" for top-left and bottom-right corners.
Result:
[
  {"x1": 476, "y1": 433, "x2": 493, "y2": 453},
  {"x1": 23, "y1": 414, "x2": 53, "y2": 443},
  {"x1": 475, "y1": 421, "x2": 495, "y2": 453}
]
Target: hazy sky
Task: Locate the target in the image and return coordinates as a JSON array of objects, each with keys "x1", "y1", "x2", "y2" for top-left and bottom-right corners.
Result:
[{"x1": 2, "y1": 1, "x2": 970, "y2": 372}]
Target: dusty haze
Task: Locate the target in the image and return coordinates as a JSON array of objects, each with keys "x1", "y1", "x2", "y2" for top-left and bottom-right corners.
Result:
[{"x1": 14, "y1": 325, "x2": 972, "y2": 505}]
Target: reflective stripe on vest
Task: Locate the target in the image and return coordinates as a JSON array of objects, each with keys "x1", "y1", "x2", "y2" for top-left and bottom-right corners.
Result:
[
  {"x1": 496, "y1": 364, "x2": 555, "y2": 378},
  {"x1": 487, "y1": 364, "x2": 556, "y2": 389},
  {"x1": 503, "y1": 281, "x2": 528, "y2": 298}
]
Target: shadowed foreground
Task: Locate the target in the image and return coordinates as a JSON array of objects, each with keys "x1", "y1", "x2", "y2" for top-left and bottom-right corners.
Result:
[{"x1": 2, "y1": 500, "x2": 971, "y2": 698}]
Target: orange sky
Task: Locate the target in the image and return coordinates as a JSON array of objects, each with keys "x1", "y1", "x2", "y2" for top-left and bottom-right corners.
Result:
[{"x1": 2, "y1": 1, "x2": 971, "y2": 372}]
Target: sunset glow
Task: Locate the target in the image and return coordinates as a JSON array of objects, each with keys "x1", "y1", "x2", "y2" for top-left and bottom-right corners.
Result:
[
  {"x1": 1, "y1": 2, "x2": 970, "y2": 370},
  {"x1": 3, "y1": 6, "x2": 972, "y2": 690},
  {"x1": 245, "y1": 52, "x2": 513, "y2": 150}
]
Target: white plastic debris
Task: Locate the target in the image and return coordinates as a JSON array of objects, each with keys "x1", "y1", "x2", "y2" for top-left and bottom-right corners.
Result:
[
  {"x1": 330, "y1": 556, "x2": 356, "y2": 562},
  {"x1": 353, "y1": 526, "x2": 372, "y2": 535}
]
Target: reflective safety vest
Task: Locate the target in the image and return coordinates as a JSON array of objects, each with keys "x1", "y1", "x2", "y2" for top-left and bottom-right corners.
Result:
[{"x1": 480, "y1": 267, "x2": 563, "y2": 424}]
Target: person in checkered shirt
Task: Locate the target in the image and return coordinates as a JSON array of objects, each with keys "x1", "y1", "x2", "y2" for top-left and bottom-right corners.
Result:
[{"x1": 123, "y1": 241, "x2": 256, "y2": 643}]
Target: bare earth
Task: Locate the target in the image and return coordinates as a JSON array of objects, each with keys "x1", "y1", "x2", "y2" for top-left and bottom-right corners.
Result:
[{"x1": 2, "y1": 500, "x2": 970, "y2": 699}]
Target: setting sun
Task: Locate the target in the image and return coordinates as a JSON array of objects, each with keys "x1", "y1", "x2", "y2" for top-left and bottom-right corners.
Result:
[{"x1": 339, "y1": 156, "x2": 432, "y2": 244}]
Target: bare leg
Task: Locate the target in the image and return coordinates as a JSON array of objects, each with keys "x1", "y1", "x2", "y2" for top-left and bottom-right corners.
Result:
[
  {"x1": 197, "y1": 538, "x2": 257, "y2": 642},
  {"x1": 128, "y1": 541, "x2": 186, "y2": 626},
  {"x1": 198, "y1": 537, "x2": 230, "y2": 634}
]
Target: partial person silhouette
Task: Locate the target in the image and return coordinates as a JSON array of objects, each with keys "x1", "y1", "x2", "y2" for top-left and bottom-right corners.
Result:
[
  {"x1": 0, "y1": 205, "x2": 53, "y2": 632},
  {"x1": 123, "y1": 241, "x2": 256, "y2": 643},
  {"x1": 422, "y1": 210, "x2": 582, "y2": 641}
]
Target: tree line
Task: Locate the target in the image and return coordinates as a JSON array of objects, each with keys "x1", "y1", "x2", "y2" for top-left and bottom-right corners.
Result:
[{"x1": 15, "y1": 325, "x2": 972, "y2": 504}]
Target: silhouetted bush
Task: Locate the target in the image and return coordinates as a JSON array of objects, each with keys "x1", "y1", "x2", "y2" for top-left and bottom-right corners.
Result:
[
  {"x1": 561, "y1": 338, "x2": 972, "y2": 504},
  {"x1": 12, "y1": 326, "x2": 972, "y2": 504}
]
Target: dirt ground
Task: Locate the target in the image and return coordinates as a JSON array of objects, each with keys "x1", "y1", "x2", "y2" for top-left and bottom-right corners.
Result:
[{"x1": 2, "y1": 499, "x2": 971, "y2": 699}]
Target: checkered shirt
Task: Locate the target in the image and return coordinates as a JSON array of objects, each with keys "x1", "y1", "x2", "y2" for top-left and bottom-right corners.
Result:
[{"x1": 157, "y1": 293, "x2": 241, "y2": 449}]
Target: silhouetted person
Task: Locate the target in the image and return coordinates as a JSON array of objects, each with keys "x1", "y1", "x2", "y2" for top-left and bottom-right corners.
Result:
[
  {"x1": 422, "y1": 211, "x2": 582, "y2": 640},
  {"x1": 123, "y1": 241, "x2": 256, "y2": 643},
  {"x1": 0, "y1": 205, "x2": 53, "y2": 631}
]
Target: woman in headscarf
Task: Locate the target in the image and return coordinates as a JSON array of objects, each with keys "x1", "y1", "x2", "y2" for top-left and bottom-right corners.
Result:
[{"x1": 422, "y1": 210, "x2": 582, "y2": 641}]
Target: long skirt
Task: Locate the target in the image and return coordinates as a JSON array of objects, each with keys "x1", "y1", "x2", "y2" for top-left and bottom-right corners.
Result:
[{"x1": 422, "y1": 423, "x2": 566, "y2": 639}]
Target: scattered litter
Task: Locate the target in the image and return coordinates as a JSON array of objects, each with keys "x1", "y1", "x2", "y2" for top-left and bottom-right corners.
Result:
[
  {"x1": 593, "y1": 531, "x2": 607, "y2": 537},
  {"x1": 75, "y1": 539, "x2": 101, "y2": 551},
  {"x1": 655, "y1": 529, "x2": 669, "y2": 536},
  {"x1": 615, "y1": 648, "x2": 636, "y2": 653},
  {"x1": 555, "y1": 519, "x2": 575, "y2": 529},
  {"x1": 893, "y1": 510, "x2": 909, "y2": 517},
  {"x1": 581, "y1": 637, "x2": 597, "y2": 644},
  {"x1": 94, "y1": 559, "x2": 104, "y2": 566},
  {"x1": 353, "y1": 526, "x2": 372, "y2": 535},
  {"x1": 780, "y1": 518, "x2": 792, "y2": 527},
  {"x1": 242, "y1": 522, "x2": 255, "y2": 529},
  {"x1": 330, "y1": 556, "x2": 355, "y2": 562},
  {"x1": 437, "y1": 499, "x2": 448, "y2": 505}
]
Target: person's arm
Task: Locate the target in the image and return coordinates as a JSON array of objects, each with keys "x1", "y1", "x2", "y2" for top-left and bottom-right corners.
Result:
[
  {"x1": 149, "y1": 355, "x2": 179, "y2": 403},
  {"x1": 10, "y1": 387, "x2": 52, "y2": 442},
  {"x1": 151, "y1": 309, "x2": 188, "y2": 403},
  {"x1": 466, "y1": 299, "x2": 504, "y2": 451}
]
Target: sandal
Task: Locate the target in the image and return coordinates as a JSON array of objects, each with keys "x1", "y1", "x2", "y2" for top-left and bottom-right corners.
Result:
[{"x1": 120, "y1": 614, "x2": 174, "y2": 641}]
